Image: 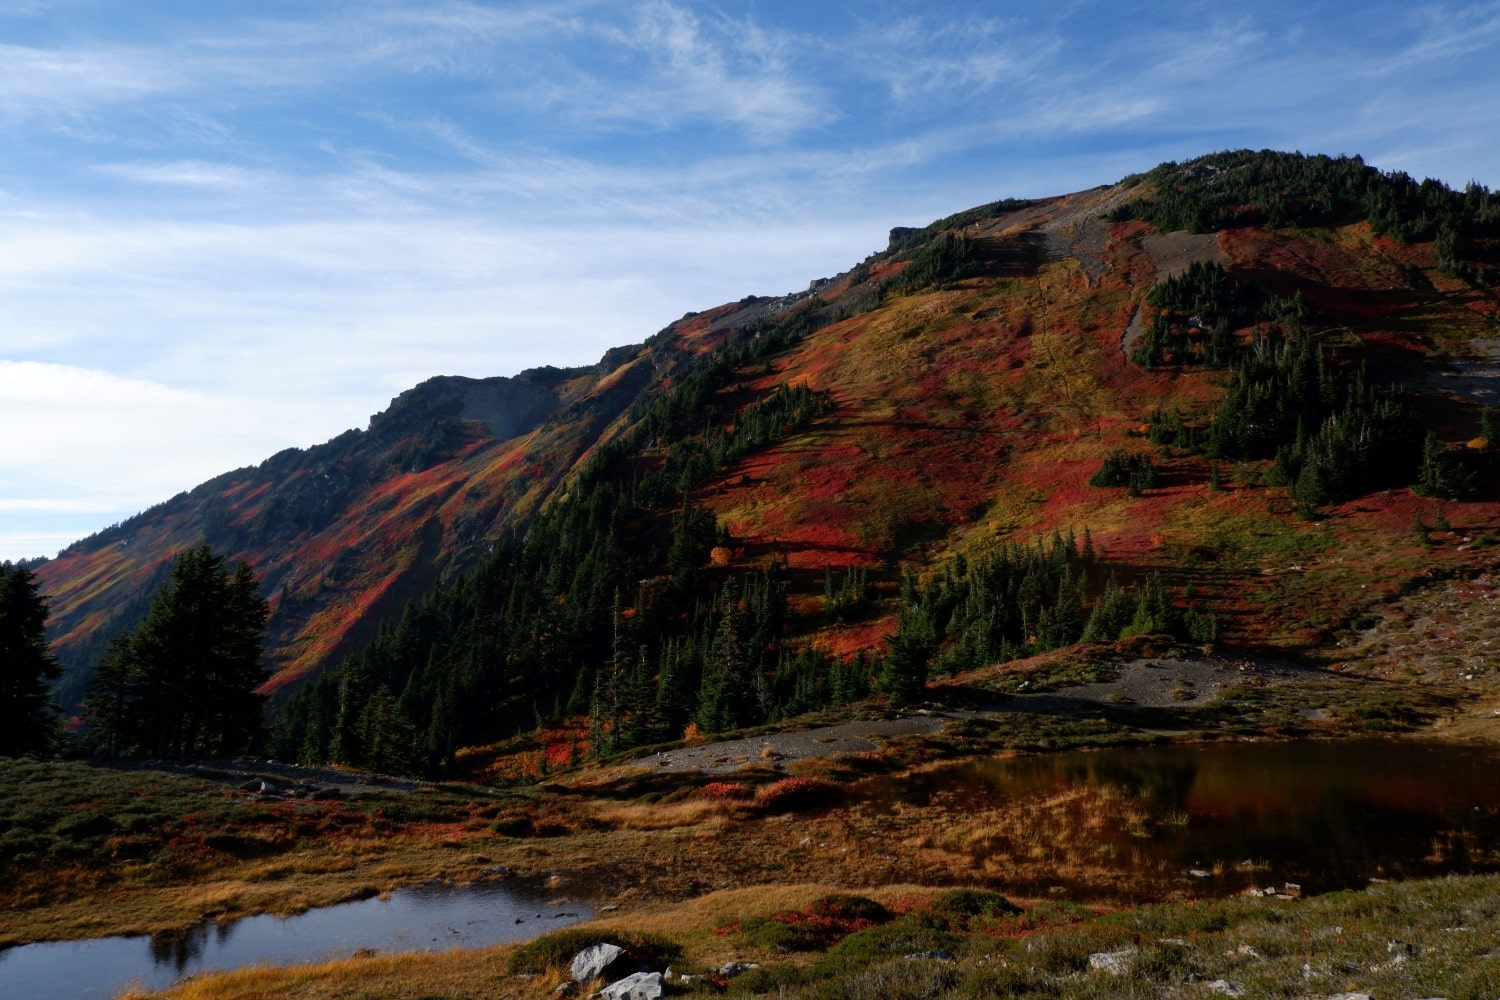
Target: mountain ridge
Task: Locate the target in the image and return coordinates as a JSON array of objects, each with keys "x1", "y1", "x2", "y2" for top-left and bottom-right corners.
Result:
[{"x1": 35, "y1": 150, "x2": 1500, "y2": 743}]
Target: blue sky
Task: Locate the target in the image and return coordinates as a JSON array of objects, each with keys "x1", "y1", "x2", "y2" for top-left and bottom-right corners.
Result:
[{"x1": 3, "y1": 0, "x2": 1499, "y2": 562}]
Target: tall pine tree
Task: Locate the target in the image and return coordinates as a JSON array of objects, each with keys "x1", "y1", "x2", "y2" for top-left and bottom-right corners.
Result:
[
  {"x1": 84, "y1": 546, "x2": 269, "y2": 758},
  {"x1": 0, "y1": 563, "x2": 62, "y2": 756}
]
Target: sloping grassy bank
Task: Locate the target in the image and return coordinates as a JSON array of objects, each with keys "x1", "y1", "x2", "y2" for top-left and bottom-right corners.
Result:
[{"x1": 128, "y1": 874, "x2": 1500, "y2": 999}]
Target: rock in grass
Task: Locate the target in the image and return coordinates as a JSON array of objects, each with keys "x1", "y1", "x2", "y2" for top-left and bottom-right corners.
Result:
[
  {"x1": 592, "y1": 971, "x2": 662, "y2": 1000},
  {"x1": 1206, "y1": 980, "x2": 1246, "y2": 996},
  {"x1": 570, "y1": 943, "x2": 625, "y2": 983},
  {"x1": 1088, "y1": 949, "x2": 1134, "y2": 974},
  {"x1": 717, "y1": 961, "x2": 761, "y2": 978}
]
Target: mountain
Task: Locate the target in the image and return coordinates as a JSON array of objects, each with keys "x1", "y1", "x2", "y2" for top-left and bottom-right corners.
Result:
[
  {"x1": 36, "y1": 150, "x2": 1500, "y2": 759},
  {"x1": 36, "y1": 292, "x2": 819, "y2": 707}
]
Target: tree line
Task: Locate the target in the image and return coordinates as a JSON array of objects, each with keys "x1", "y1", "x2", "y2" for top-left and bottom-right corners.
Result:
[{"x1": 0, "y1": 548, "x2": 269, "y2": 761}]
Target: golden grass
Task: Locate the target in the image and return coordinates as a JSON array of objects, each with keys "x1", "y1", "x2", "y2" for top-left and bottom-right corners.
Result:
[
  {"x1": 123, "y1": 946, "x2": 527, "y2": 1000},
  {"x1": 592, "y1": 798, "x2": 734, "y2": 831}
]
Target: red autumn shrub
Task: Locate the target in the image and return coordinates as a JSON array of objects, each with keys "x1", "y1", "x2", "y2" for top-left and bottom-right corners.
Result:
[
  {"x1": 697, "y1": 781, "x2": 753, "y2": 801},
  {"x1": 753, "y1": 776, "x2": 840, "y2": 812}
]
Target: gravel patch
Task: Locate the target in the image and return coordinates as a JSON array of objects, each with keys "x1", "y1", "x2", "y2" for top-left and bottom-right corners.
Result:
[
  {"x1": 1412, "y1": 338, "x2": 1500, "y2": 406},
  {"x1": 1004, "y1": 654, "x2": 1312, "y2": 716},
  {"x1": 627, "y1": 716, "x2": 947, "y2": 774}
]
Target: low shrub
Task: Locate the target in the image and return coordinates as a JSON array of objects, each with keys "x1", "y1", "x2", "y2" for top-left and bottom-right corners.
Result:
[
  {"x1": 915, "y1": 889, "x2": 1020, "y2": 932},
  {"x1": 753, "y1": 777, "x2": 841, "y2": 813},
  {"x1": 697, "y1": 781, "x2": 753, "y2": 801},
  {"x1": 816, "y1": 920, "x2": 967, "y2": 975},
  {"x1": 737, "y1": 894, "x2": 893, "y2": 952}
]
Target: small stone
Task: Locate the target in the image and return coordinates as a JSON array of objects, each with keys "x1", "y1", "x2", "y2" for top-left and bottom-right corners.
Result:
[
  {"x1": 717, "y1": 961, "x2": 761, "y2": 978},
  {"x1": 1189, "y1": 869, "x2": 1212, "y2": 878},
  {"x1": 1206, "y1": 980, "x2": 1246, "y2": 996},
  {"x1": 1088, "y1": 949, "x2": 1134, "y2": 975}
]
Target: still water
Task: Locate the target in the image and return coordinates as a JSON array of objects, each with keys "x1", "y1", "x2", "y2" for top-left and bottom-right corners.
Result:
[
  {"x1": 866, "y1": 737, "x2": 1500, "y2": 894},
  {"x1": 0, "y1": 880, "x2": 590, "y2": 1000}
]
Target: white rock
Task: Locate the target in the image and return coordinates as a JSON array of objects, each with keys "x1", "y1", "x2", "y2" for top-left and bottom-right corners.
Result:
[
  {"x1": 1206, "y1": 980, "x2": 1246, "y2": 996},
  {"x1": 1088, "y1": 949, "x2": 1134, "y2": 974},
  {"x1": 570, "y1": 943, "x2": 625, "y2": 983},
  {"x1": 592, "y1": 971, "x2": 663, "y2": 1000}
]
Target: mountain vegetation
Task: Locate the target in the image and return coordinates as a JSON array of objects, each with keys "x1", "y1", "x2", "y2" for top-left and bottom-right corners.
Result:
[{"x1": 14, "y1": 148, "x2": 1498, "y2": 777}]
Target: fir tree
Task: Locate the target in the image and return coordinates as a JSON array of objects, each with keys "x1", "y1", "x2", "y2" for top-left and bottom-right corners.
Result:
[
  {"x1": 83, "y1": 545, "x2": 269, "y2": 758},
  {"x1": 0, "y1": 563, "x2": 62, "y2": 756}
]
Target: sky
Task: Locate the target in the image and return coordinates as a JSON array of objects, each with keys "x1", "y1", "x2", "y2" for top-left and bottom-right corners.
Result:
[{"x1": 3, "y1": 0, "x2": 1499, "y2": 562}]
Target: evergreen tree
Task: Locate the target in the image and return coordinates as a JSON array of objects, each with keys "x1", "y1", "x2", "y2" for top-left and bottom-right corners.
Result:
[
  {"x1": 879, "y1": 606, "x2": 935, "y2": 706},
  {"x1": 83, "y1": 545, "x2": 269, "y2": 758},
  {"x1": 0, "y1": 563, "x2": 62, "y2": 756}
]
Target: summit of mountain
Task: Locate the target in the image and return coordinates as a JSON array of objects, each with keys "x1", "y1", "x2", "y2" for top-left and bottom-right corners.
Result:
[{"x1": 34, "y1": 149, "x2": 1500, "y2": 736}]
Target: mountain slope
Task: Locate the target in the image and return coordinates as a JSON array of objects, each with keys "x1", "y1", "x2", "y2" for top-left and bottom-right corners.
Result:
[{"x1": 36, "y1": 150, "x2": 1500, "y2": 744}]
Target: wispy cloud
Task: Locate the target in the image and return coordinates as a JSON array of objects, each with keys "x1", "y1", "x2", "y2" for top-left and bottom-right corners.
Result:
[
  {"x1": 1384, "y1": 1, "x2": 1500, "y2": 68},
  {"x1": 0, "y1": 42, "x2": 176, "y2": 118}
]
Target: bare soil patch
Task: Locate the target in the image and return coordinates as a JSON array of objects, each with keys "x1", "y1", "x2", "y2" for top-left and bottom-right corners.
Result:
[
  {"x1": 1004, "y1": 653, "x2": 1312, "y2": 715},
  {"x1": 625, "y1": 716, "x2": 946, "y2": 774},
  {"x1": 1141, "y1": 230, "x2": 1225, "y2": 280}
]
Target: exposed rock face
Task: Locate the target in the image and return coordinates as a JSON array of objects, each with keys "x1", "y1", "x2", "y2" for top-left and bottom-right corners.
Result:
[
  {"x1": 888, "y1": 226, "x2": 920, "y2": 249},
  {"x1": 370, "y1": 373, "x2": 563, "y2": 443}
]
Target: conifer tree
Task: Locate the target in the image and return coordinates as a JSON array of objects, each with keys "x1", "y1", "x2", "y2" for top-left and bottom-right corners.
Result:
[
  {"x1": 0, "y1": 563, "x2": 62, "y2": 756},
  {"x1": 83, "y1": 545, "x2": 268, "y2": 758},
  {"x1": 879, "y1": 605, "x2": 935, "y2": 706}
]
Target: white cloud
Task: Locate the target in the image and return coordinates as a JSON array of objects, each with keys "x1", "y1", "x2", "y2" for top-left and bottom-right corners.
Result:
[
  {"x1": 94, "y1": 160, "x2": 278, "y2": 191},
  {"x1": 0, "y1": 41, "x2": 176, "y2": 118}
]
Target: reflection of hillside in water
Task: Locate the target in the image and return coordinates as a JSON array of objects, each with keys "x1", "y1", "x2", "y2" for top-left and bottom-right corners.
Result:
[{"x1": 867, "y1": 739, "x2": 1500, "y2": 893}]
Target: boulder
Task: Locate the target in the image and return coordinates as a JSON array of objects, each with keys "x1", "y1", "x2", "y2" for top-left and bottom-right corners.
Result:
[
  {"x1": 593, "y1": 972, "x2": 662, "y2": 1000},
  {"x1": 570, "y1": 942, "x2": 625, "y2": 983}
]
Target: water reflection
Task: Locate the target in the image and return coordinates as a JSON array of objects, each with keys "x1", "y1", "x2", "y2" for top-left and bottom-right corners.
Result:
[
  {"x1": 865, "y1": 738, "x2": 1500, "y2": 894},
  {"x1": 0, "y1": 880, "x2": 590, "y2": 1000}
]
